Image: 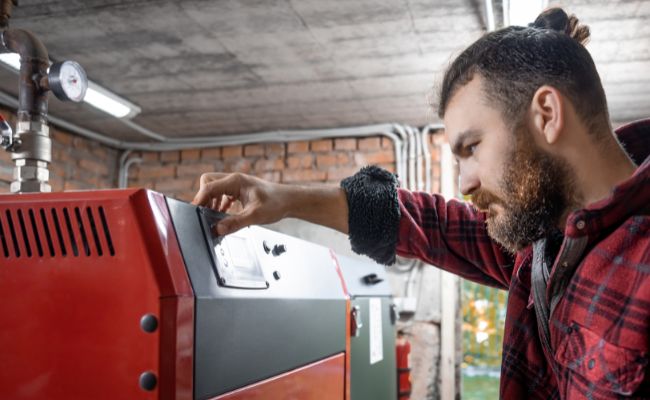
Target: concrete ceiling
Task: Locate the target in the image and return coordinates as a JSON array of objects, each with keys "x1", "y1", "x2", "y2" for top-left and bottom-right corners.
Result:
[{"x1": 0, "y1": 0, "x2": 648, "y2": 142}]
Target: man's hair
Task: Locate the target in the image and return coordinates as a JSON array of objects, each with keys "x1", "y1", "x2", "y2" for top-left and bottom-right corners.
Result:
[{"x1": 438, "y1": 8, "x2": 610, "y2": 133}]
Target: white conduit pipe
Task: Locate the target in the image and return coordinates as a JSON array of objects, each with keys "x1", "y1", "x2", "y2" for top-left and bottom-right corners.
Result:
[
  {"x1": 413, "y1": 126, "x2": 424, "y2": 192},
  {"x1": 392, "y1": 124, "x2": 409, "y2": 187},
  {"x1": 421, "y1": 123, "x2": 445, "y2": 193},
  {"x1": 406, "y1": 126, "x2": 416, "y2": 190},
  {"x1": 118, "y1": 156, "x2": 142, "y2": 189}
]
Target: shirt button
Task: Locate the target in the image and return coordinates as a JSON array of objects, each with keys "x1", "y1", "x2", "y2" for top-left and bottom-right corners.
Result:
[
  {"x1": 561, "y1": 261, "x2": 569, "y2": 268},
  {"x1": 588, "y1": 359, "x2": 596, "y2": 370},
  {"x1": 576, "y1": 220, "x2": 586, "y2": 230}
]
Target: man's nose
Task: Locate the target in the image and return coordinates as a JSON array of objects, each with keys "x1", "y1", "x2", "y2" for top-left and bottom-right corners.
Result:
[{"x1": 458, "y1": 166, "x2": 480, "y2": 196}]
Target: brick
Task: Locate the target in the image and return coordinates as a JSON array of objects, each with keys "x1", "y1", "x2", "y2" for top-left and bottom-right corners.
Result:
[
  {"x1": 142, "y1": 152, "x2": 159, "y2": 162},
  {"x1": 72, "y1": 137, "x2": 89, "y2": 151},
  {"x1": 354, "y1": 151, "x2": 395, "y2": 165},
  {"x1": 78, "y1": 158, "x2": 110, "y2": 176},
  {"x1": 64, "y1": 180, "x2": 93, "y2": 191},
  {"x1": 50, "y1": 178, "x2": 64, "y2": 192},
  {"x1": 51, "y1": 129, "x2": 73, "y2": 145},
  {"x1": 254, "y1": 158, "x2": 284, "y2": 172},
  {"x1": 244, "y1": 144, "x2": 265, "y2": 157},
  {"x1": 377, "y1": 163, "x2": 395, "y2": 173},
  {"x1": 139, "y1": 164, "x2": 175, "y2": 180},
  {"x1": 177, "y1": 162, "x2": 217, "y2": 177},
  {"x1": 222, "y1": 145, "x2": 243, "y2": 158},
  {"x1": 326, "y1": 167, "x2": 359, "y2": 182},
  {"x1": 160, "y1": 151, "x2": 180, "y2": 163},
  {"x1": 255, "y1": 171, "x2": 281, "y2": 182},
  {"x1": 310, "y1": 139, "x2": 332, "y2": 152},
  {"x1": 154, "y1": 179, "x2": 194, "y2": 193},
  {"x1": 287, "y1": 155, "x2": 313, "y2": 169},
  {"x1": 88, "y1": 144, "x2": 112, "y2": 161},
  {"x1": 265, "y1": 143, "x2": 285, "y2": 158},
  {"x1": 358, "y1": 137, "x2": 381, "y2": 151},
  {"x1": 224, "y1": 158, "x2": 252, "y2": 173},
  {"x1": 0, "y1": 163, "x2": 11, "y2": 182},
  {"x1": 335, "y1": 138, "x2": 356, "y2": 151},
  {"x1": 282, "y1": 169, "x2": 326, "y2": 183},
  {"x1": 181, "y1": 149, "x2": 200, "y2": 162},
  {"x1": 288, "y1": 141, "x2": 309, "y2": 153},
  {"x1": 174, "y1": 192, "x2": 195, "y2": 202},
  {"x1": 381, "y1": 137, "x2": 394, "y2": 150},
  {"x1": 201, "y1": 147, "x2": 221, "y2": 160},
  {"x1": 337, "y1": 153, "x2": 350, "y2": 165},
  {"x1": 316, "y1": 154, "x2": 338, "y2": 168}
]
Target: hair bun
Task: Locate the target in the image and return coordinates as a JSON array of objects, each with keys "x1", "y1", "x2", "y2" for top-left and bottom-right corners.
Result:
[{"x1": 531, "y1": 8, "x2": 590, "y2": 45}]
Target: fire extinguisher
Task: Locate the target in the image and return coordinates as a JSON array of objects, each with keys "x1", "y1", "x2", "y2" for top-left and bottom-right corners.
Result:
[{"x1": 396, "y1": 331, "x2": 412, "y2": 400}]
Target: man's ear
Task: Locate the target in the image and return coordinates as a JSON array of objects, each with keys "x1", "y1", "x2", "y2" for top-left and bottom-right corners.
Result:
[{"x1": 531, "y1": 85, "x2": 564, "y2": 145}]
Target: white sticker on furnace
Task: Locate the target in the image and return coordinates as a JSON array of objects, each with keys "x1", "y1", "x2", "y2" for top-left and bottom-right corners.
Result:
[{"x1": 369, "y1": 297, "x2": 383, "y2": 364}]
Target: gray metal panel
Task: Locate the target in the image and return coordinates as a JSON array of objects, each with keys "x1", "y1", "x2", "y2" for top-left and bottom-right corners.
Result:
[
  {"x1": 350, "y1": 297, "x2": 397, "y2": 400},
  {"x1": 338, "y1": 254, "x2": 393, "y2": 297},
  {"x1": 165, "y1": 198, "x2": 347, "y2": 399}
]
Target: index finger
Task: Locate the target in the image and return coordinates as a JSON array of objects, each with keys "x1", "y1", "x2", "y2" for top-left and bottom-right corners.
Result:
[{"x1": 192, "y1": 173, "x2": 241, "y2": 206}]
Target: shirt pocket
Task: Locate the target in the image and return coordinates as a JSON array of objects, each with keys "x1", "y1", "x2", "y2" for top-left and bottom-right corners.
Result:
[{"x1": 554, "y1": 322, "x2": 648, "y2": 398}]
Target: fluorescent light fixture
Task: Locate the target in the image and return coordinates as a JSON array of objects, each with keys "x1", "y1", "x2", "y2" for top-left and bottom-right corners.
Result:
[
  {"x1": 0, "y1": 52, "x2": 141, "y2": 119},
  {"x1": 84, "y1": 82, "x2": 141, "y2": 119},
  {"x1": 505, "y1": 0, "x2": 548, "y2": 27},
  {"x1": 0, "y1": 52, "x2": 20, "y2": 70}
]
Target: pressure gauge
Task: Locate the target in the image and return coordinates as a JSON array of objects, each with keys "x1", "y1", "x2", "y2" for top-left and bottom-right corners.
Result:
[{"x1": 48, "y1": 61, "x2": 88, "y2": 102}]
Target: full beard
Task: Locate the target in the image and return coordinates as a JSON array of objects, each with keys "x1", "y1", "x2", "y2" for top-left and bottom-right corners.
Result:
[{"x1": 472, "y1": 127, "x2": 578, "y2": 254}]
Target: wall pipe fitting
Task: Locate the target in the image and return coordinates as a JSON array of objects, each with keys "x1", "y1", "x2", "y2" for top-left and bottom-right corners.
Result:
[{"x1": 1, "y1": 27, "x2": 52, "y2": 193}]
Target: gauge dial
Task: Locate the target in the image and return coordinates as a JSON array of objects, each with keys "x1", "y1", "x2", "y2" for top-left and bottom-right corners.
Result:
[{"x1": 48, "y1": 61, "x2": 88, "y2": 102}]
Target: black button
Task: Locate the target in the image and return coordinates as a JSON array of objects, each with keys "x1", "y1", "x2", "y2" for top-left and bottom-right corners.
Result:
[
  {"x1": 273, "y1": 271, "x2": 281, "y2": 280},
  {"x1": 140, "y1": 314, "x2": 158, "y2": 333},
  {"x1": 272, "y1": 244, "x2": 286, "y2": 256},
  {"x1": 566, "y1": 326, "x2": 573, "y2": 334},
  {"x1": 588, "y1": 359, "x2": 596, "y2": 370},
  {"x1": 139, "y1": 371, "x2": 157, "y2": 391}
]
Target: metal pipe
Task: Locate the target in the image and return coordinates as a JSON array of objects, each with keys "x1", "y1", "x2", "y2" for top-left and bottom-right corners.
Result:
[
  {"x1": 0, "y1": 0, "x2": 15, "y2": 31},
  {"x1": 118, "y1": 156, "x2": 142, "y2": 189},
  {"x1": 421, "y1": 123, "x2": 444, "y2": 192},
  {"x1": 1, "y1": 27, "x2": 52, "y2": 193},
  {"x1": 486, "y1": 0, "x2": 496, "y2": 31}
]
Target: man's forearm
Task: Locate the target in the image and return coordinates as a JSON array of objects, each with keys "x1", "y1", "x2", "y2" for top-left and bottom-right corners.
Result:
[{"x1": 284, "y1": 185, "x2": 349, "y2": 234}]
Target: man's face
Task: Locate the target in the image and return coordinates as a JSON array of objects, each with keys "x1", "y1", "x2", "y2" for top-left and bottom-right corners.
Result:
[{"x1": 444, "y1": 76, "x2": 576, "y2": 253}]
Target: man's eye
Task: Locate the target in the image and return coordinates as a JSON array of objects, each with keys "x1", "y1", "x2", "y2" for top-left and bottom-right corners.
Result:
[{"x1": 467, "y1": 143, "x2": 479, "y2": 155}]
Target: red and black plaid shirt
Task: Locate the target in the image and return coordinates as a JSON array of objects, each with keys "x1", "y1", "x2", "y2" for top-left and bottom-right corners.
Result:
[{"x1": 395, "y1": 119, "x2": 650, "y2": 399}]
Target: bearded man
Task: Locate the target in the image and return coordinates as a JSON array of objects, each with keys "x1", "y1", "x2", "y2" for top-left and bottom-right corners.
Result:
[{"x1": 192, "y1": 8, "x2": 650, "y2": 399}]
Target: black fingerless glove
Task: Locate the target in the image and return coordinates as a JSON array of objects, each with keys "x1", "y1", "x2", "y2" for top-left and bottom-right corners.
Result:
[{"x1": 340, "y1": 166, "x2": 400, "y2": 265}]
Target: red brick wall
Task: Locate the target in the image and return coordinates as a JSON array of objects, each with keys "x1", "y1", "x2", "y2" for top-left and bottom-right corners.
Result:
[
  {"x1": 127, "y1": 136, "x2": 401, "y2": 202},
  {"x1": 0, "y1": 108, "x2": 119, "y2": 193}
]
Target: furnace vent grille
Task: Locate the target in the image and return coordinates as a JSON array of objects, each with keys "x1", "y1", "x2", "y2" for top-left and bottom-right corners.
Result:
[{"x1": 0, "y1": 206, "x2": 115, "y2": 258}]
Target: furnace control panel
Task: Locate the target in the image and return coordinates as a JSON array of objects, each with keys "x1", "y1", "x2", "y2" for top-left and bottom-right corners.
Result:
[{"x1": 197, "y1": 207, "x2": 268, "y2": 289}]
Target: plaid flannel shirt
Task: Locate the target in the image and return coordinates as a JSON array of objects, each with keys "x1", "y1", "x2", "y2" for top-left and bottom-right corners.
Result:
[{"x1": 343, "y1": 119, "x2": 650, "y2": 399}]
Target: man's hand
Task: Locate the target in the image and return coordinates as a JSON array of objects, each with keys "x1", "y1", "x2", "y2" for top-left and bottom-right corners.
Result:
[{"x1": 192, "y1": 172, "x2": 350, "y2": 235}]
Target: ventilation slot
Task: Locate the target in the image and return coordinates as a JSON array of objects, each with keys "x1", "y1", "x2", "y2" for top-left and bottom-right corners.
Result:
[
  {"x1": 74, "y1": 207, "x2": 91, "y2": 256},
  {"x1": 1, "y1": 206, "x2": 116, "y2": 258},
  {"x1": 40, "y1": 208, "x2": 55, "y2": 257},
  {"x1": 0, "y1": 215, "x2": 8, "y2": 257},
  {"x1": 63, "y1": 208, "x2": 79, "y2": 257},
  {"x1": 86, "y1": 207, "x2": 102, "y2": 256},
  {"x1": 5, "y1": 210, "x2": 20, "y2": 257},
  {"x1": 51, "y1": 208, "x2": 67, "y2": 257},
  {"x1": 98, "y1": 206, "x2": 115, "y2": 256}
]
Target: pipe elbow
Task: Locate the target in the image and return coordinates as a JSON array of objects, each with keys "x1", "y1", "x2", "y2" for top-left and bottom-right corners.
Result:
[{"x1": 2, "y1": 28, "x2": 49, "y2": 64}]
